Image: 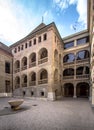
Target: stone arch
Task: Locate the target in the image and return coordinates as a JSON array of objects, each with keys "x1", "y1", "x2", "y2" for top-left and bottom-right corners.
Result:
[
  {"x1": 38, "y1": 68, "x2": 48, "y2": 84},
  {"x1": 15, "y1": 60, "x2": 20, "y2": 69},
  {"x1": 76, "y1": 50, "x2": 89, "y2": 60},
  {"x1": 29, "y1": 52, "x2": 36, "y2": 63},
  {"x1": 76, "y1": 82, "x2": 89, "y2": 98},
  {"x1": 29, "y1": 71, "x2": 36, "y2": 86},
  {"x1": 21, "y1": 74, "x2": 27, "y2": 87},
  {"x1": 63, "y1": 68, "x2": 74, "y2": 76},
  {"x1": 54, "y1": 49, "x2": 58, "y2": 62},
  {"x1": 64, "y1": 83, "x2": 74, "y2": 97},
  {"x1": 76, "y1": 66, "x2": 89, "y2": 75},
  {"x1": 15, "y1": 76, "x2": 20, "y2": 89},
  {"x1": 21, "y1": 56, "x2": 27, "y2": 70},
  {"x1": 38, "y1": 48, "x2": 48, "y2": 59},
  {"x1": 63, "y1": 53, "x2": 75, "y2": 63}
]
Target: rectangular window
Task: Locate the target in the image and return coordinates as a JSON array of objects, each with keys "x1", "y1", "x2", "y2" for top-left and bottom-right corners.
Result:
[
  {"x1": 33, "y1": 39, "x2": 36, "y2": 45},
  {"x1": 64, "y1": 41, "x2": 74, "y2": 49},
  {"x1": 5, "y1": 62, "x2": 10, "y2": 73},
  {"x1": 14, "y1": 48, "x2": 17, "y2": 53},
  {"x1": 43, "y1": 33, "x2": 47, "y2": 41},
  {"x1": 77, "y1": 36, "x2": 89, "y2": 45},
  {"x1": 29, "y1": 41, "x2": 32, "y2": 46},
  {"x1": 38, "y1": 36, "x2": 41, "y2": 43},
  {"x1": 18, "y1": 46, "x2": 20, "y2": 52},
  {"x1": 21, "y1": 45, "x2": 24, "y2": 50},
  {"x1": 25, "y1": 43, "x2": 27, "y2": 48},
  {"x1": 5, "y1": 80, "x2": 10, "y2": 93}
]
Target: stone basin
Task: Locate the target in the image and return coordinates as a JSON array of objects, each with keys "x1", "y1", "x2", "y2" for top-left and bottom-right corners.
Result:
[{"x1": 8, "y1": 99, "x2": 24, "y2": 110}]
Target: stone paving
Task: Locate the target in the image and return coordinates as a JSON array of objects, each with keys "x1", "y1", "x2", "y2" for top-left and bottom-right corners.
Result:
[{"x1": 0, "y1": 97, "x2": 94, "y2": 130}]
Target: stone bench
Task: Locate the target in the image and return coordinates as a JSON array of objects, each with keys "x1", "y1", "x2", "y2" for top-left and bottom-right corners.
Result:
[{"x1": 8, "y1": 99, "x2": 24, "y2": 110}]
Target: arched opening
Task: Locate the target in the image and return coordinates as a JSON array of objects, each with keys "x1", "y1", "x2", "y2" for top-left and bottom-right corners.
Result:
[
  {"x1": 38, "y1": 69, "x2": 48, "y2": 84},
  {"x1": 22, "y1": 74, "x2": 27, "y2": 87},
  {"x1": 76, "y1": 66, "x2": 89, "y2": 75},
  {"x1": 15, "y1": 76, "x2": 20, "y2": 89},
  {"x1": 76, "y1": 82, "x2": 89, "y2": 98},
  {"x1": 64, "y1": 83, "x2": 74, "y2": 97},
  {"x1": 76, "y1": 50, "x2": 89, "y2": 60},
  {"x1": 63, "y1": 68, "x2": 74, "y2": 76},
  {"x1": 14, "y1": 60, "x2": 20, "y2": 72},
  {"x1": 38, "y1": 48, "x2": 48, "y2": 64},
  {"x1": 29, "y1": 72, "x2": 36, "y2": 86},
  {"x1": 54, "y1": 49, "x2": 58, "y2": 63},
  {"x1": 21, "y1": 57, "x2": 27, "y2": 70},
  {"x1": 63, "y1": 53, "x2": 75, "y2": 63},
  {"x1": 29, "y1": 52, "x2": 36, "y2": 67}
]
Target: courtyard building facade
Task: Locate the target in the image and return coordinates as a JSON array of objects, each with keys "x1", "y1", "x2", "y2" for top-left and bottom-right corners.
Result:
[{"x1": 0, "y1": 0, "x2": 94, "y2": 106}]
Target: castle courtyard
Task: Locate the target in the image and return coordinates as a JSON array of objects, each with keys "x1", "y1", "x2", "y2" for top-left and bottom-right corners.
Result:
[{"x1": 0, "y1": 97, "x2": 94, "y2": 130}]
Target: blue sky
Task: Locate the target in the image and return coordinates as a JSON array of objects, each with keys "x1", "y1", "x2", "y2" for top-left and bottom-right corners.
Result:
[{"x1": 0, "y1": 0, "x2": 87, "y2": 46}]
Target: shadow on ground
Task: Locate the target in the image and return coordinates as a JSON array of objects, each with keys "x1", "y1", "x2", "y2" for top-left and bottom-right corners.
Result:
[{"x1": 0, "y1": 105, "x2": 31, "y2": 116}]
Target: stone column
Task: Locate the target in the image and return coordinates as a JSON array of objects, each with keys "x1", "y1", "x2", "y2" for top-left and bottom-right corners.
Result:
[{"x1": 73, "y1": 85, "x2": 77, "y2": 98}]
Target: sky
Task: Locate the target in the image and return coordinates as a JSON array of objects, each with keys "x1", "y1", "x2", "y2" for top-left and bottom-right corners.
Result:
[{"x1": 0, "y1": 0, "x2": 87, "y2": 46}]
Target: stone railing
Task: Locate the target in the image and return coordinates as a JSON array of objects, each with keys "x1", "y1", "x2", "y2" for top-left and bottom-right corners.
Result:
[
  {"x1": 63, "y1": 76, "x2": 74, "y2": 80},
  {"x1": 76, "y1": 74, "x2": 89, "y2": 79},
  {"x1": 15, "y1": 68, "x2": 20, "y2": 73},
  {"x1": 22, "y1": 83, "x2": 27, "y2": 87},
  {"x1": 63, "y1": 61, "x2": 75, "y2": 66},
  {"x1": 29, "y1": 62, "x2": 36, "y2": 68},
  {"x1": 76, "y1": 58, "x2": 89, "y2": 64},
  {"x1": 38, "y1": 57, "x2": 48, "y2": 64},
  {"x1": 29, "y1": 81, "x2": 36, "y2": 86},
  {"x1": 21, "y1": 65, "x2": 27, "y2": 71},
  {"x1": 38, "y1": 79, "x2": 48, "y2": 84}
]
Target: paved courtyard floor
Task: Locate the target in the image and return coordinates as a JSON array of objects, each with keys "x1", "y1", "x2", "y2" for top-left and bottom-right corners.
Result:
[{"x1": 0, "y1": 97, "x2": 94, "y2": 130}]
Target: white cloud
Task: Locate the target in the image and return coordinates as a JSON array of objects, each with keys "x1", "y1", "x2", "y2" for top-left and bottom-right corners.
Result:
[
  {"x1": 0, "y1": 0, "x2": 40, "y2": 46},
  {"x1": 53, "y1": 0, "x2": 87, "y2": 30}
]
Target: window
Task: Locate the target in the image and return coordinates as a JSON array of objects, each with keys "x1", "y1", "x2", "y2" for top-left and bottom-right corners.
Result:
[
  {"x1": 63, "y1": 54, "x2": 75, "y2": 63},
  {"x1": 29, "y1": 41, "x2": 32, "y2": 47},
  {"x1": 31, "y1": 91, "x2": 34, "y2": 96},
  {"x1": 41, "y1": 91, "x2": 44, "y2": 96},
  {"x1": 64, "y1": 41, "x2": 74, "y2": 49},
  {"x1": 77, "y1": 36, "x2": 89, "y2": 45},
  {"x1": 5, "y1": 62, "x2": 10, "y2": 73},
  {"x1": 21, "y1": 45, "x2": 24, "y2": 50},
  {"x1": 38, "y1": 36, "x2": 41, "y2": 43},
  {"x1": 14, "y1": 48, "x2": 17, "y2": 53},
  {"x1": 25, "y1": 43, "x2": 27, "y2": 48},
  {"x1": 43, "y1": 33, "x2": 47, "y2": 41},
  {"x1": 5, "y1": 80, "x2": 10, "y2": 92},
  {"x1": 18, "y1": 46, "x2": 20, "y2": 52},
  {"x1": 33, "y1": 39, "x2": 36, "y2": 45}
]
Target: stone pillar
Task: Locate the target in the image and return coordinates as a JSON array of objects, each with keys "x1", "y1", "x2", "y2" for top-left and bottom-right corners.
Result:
[
  {"x1": 73, "y1": 86, "x2": 77, "y2": 98},
  {"x1": 47, "y1": 92, "x2": 55, "y2": 101}
]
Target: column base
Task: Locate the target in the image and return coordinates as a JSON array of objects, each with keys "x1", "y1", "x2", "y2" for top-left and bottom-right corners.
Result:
[
  {"x1": 47, "y1": 92, "x2": 55, "y2": 101},
  {"x1": 73, "y1": 95, "x2": 77, "y2": 98}
]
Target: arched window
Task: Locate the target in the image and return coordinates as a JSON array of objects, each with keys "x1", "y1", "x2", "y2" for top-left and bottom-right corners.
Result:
[
  {"x1": 15, "y1": 60, "x2": 20, "y2": 68},
  {"x1": 54, "y1": 69, "x2": 58, "y2": 83},
  {"x1": 40, "y1": 70, "x2": 48, "y2": 79},
  {"x1": 15, "y1": 76, "x2": 20, "y2": 88},
  {"x1": 29, "y1": 53, "x2": 36, "y2": 63},
  {"x1": 76, "y1": 66, "x2": 89, "y2": 75},
  {"x1": 54, "y1": 49, "x2": 58, "y2": 62},
  {"x1": 31, "y1": 72, "x2": 36, "y2": 81},
  {"x1": 39, "y1": 48, "x2": 48, "y2": 59},
  {"x1": 76, "y1": 50, "x2": 89, "y2": 60},
  {"x1": 63, "y1": 53, "x2": 75, "y2": 63},
  {"x1": 22, "y1": 57, "x2": 27, "y2": 66},
  {"x1": 63, "y1": 68, "x2": 74, "y2": 76}
]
